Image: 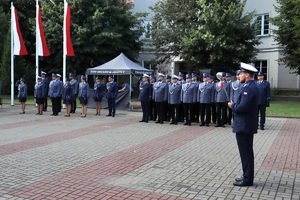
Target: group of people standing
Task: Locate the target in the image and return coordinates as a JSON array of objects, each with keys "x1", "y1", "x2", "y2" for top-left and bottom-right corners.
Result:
[
  {"x1": 16, "y1": 72, "x2": 119, "y2": 118},
  {"x1": 137, "y1": 69, "x2": 271, "y2": 130}
]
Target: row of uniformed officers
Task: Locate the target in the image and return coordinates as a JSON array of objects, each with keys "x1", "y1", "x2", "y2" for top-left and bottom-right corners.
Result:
[
  {"x1": 16, "y1": 72, "x2": 118, "y2": 118},
  {"x1": 138, "y1": 70, "x2": 270, "y2": 128}
]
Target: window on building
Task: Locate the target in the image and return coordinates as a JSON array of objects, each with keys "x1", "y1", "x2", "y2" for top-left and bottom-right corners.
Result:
[
  {"x1": 254, "y1": 14, "x2": 269, "y2": 36},
  {"x1": 254, "y1": 60, "x2": 268, "y2": 80}
]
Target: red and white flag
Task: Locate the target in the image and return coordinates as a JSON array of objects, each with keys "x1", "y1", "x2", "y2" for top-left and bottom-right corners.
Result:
[
  {"x1": 11, "y1": 4, "x2": 28, "y2": 55},
  {"x1": 36, "y1": 5, "x2": 50, "y2": 56},
  {"x1": 64, "y1": 0, "x2": 74, "y2": 56}
]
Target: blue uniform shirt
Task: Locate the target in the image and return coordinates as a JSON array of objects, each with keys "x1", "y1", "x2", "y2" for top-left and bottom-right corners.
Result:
[
  {"x1": 138, "y1": 81, "x2": 151, "y2": 102},
  {"x1": 168, "y1": 83, "x2": 182, "y2": 104},
  {"x1": 106, "y1": 81, "x2": 118, "y2": 99},
  {"x1": 256, "y1": 80, "x2": 271, "y2": 106}
]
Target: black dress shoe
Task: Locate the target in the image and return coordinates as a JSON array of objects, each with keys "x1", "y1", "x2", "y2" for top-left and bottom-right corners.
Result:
[
  {"x1": 155, "y1": 121, "x2": 160, "y2": 124},
  {"x1": 205, "y1": 124, "x2": 209, "y2": 127},
  {"x1": 160, "y1": 121, "x2": 164, "y2": 124},
  {"x1": 199, "y1": 123, "x2": 205, "y2": 127},
  {"x1": 215, "y1": 124, "x2": 222, "y2": 127},
  {"x1": 233, "y1": 180, "x2": 253, "y2": 187},
  {"x1": 145, "y1": 120, "x2": 148, "y2": 123},
  {"x1": 139, "y1": 120, "x2": 145, "y2": 122},
  {"x1": 235, "y1": 177, "x2": 244, "y2": 182},
  {"x1": 106, "y1": 114, "x2": 112, "y2": 117},
  {"x1": 183, "y1": 123, "x2": 188, "y2": 125},
  {"x1": 170, "y1": 122, "x2": 175, "y2": 125},
  {"x1": 260, "y1": 127, "x2": 265, "y2": 130}
]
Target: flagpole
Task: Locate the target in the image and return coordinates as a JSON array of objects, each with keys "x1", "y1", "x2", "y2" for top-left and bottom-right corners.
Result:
[
  {"x1": 11, "y1": 2, "x2": 14, "y2": 106},
  {"x1": 63, "y1": 0, "x2": 66, "y2": 85},
  {"x1": 36, "y1": 0, "x2": 39, "y2": 81}
]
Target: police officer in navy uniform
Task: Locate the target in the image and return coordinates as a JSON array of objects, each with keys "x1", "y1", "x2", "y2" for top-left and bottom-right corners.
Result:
[
  {"x1": 106, "y1": 76, "x2": 118, "y2": 117},
  {"x1": 153, "y1": 73, "x2": 168, "y2": 124},
  {"x1": 168, "y1": 75, "x2": 182, "y2": 125},
  {"x1": 56, "y1": 74, "x2": 63, "y2": 113},
  {"x1": 41, "y1": 71, "x2": 49, "y2": 111},
  {"x1": 181, "y1": 74, "x2": 197, "y2": 126},
  {"x1": 149, "y1": 76, "x2": 157, "y2": 121},
  {"x1": 215, "y1": 72, "x2": 230, "y2": 127},
  {"x1": 165, "y1": 75, "x2": 172, "y2": 121},
  {"x1": 138, "y1": 74, "x2": 151, "y2": 123},
  {"x1": 16, "y1": 77, "x2": 27, "y2": 114},
  {"x1": 69, "y1": 73, "x2": 79, "y2": 113},
  {"x1": 49, "y1": 73, "x2": 61, "y2": 116},
  {"x1": 256, "y1": 71, "x2": 271, "y2": 130},
  {"x1": 198, "y1": 73, "x2": 214, "y2": 127},
  {"x1": 34, "y1": 76, "x2": 46, "y2": 115},
  {"x1": 209, "y1": 76, "x2": 217, "y2": 124},
  {"x1": 225, "y1": 73, "x2": 233, "y2": 125},
  {"x1": 191, "y1": 73, "x2": 200, "y2": 123},
  {"x1": 228, "y1": 63, "x2": 259, "y2": 187},
  {"x1": 177, "y1": 72, "x2": 185, "y2": 122}
]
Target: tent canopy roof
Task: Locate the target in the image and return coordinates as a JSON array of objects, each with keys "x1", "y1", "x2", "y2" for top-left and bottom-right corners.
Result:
[{"x1": 86, "y1": 53, "x2": 152, "y2": 76}]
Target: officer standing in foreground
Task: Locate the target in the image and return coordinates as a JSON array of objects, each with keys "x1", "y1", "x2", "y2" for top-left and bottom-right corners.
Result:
[
  {"x1": 138, "y1": 74, "x2": 151, "y2": 123},
  {"x1": 256, "y1": 71, "x2": 271, "y2": 130},
  {"x1": 228, "y1": 63, "x2": 259, "y2": 187},
  {"x1": 106, "y1": 76, "x2": 118, "y2": 117}
]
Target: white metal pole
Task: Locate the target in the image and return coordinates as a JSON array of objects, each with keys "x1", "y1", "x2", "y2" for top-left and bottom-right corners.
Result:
[
  {"x1": 36, "y1": 0, "x2": 39, "y2": 81},
  {"x1": 10, "y1": 2, "x2": 14, "y2": 106},
  {"x1": 129, "y1": 74, "x2": 132, "y2": 109},
  {"x1": 62, "y1": 0, "x2": 67, "y2": 109}
]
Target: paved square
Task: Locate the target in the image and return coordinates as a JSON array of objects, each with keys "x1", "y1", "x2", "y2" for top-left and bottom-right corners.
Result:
[{"x1": 0, "y1": 104, "x2": 299, "y2": 200}]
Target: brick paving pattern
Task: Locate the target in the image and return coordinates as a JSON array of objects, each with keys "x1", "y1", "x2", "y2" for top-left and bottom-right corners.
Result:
[{"x1": 0, "y1": 104, "x2": 299, "y2": 200}]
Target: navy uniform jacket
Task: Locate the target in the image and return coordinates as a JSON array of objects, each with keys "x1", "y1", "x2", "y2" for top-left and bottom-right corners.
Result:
[
  {"x1": 168, "y1": 83, "x2": 182, "y2": 104},
  {"x1": 197, "y1": 82, "x2": 214, "y2": 103},
  {"x1": 49, "y1": 80, "x2": 61, "y2": 98},
  {"x1": 42, "y1": 78, "x2": 49, "y2": 98},
  {"x1": 230, "y1": 80, "x2": 242, "y2": 103},
  {"x1": 106, "y1": 81, "x2": 118, "y2": 99},
  {"x1": 256, "y1": 80, "x2": 271, "y2": 106},
  {"x1": 63, "y1": 84, "x2": 73, "y2": 100},
  {"x1": 17, "y1": 84, "x2": 27, "y2": 98},
  {"x1": 34, "y1": 82, "x2": 45, "y2": 98},
  {"x1": 78, "y1": 82, "x2": 90, "y2": 99},
  {"x1": 93, "y1": 82, "x2": 103, "y2": 99},
  {"x1": 181, "y1": 83, "x2": 197, "y2": 103},
  {"x1": 215, "y1": 81, "x2": 230, "y2": 103},
  {"x1": 232, "y1": 80, "x2": 259, "y2": 134},
  {"x1": 70, "y1": 79, "x2": 79, "y2": 96},
  {"x1": 153, "y1": 81, "x2": 168, "y2": 102},
  {"x1": 138, "y1": 82, "x2": 151, "y2": 102}
]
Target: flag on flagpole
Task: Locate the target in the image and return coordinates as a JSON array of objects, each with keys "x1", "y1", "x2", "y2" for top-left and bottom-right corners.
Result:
[
  {"x1": 64, "y1": 0, "x2": 74, "y2": 56},
  {"x1": 36, "y1": 5, "x2": 50, "y2": 56},
  {"x1": 11, "y1": 4, "x2": 28, "y2": 55}
]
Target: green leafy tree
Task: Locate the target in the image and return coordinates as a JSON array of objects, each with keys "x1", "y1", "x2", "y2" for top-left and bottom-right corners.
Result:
[
  {"x1": 272, "y1": 0, "x2": 300, "y2": 74},
  {"x1": 151, "y1": 0, "x2": 260, "y2": 73}
]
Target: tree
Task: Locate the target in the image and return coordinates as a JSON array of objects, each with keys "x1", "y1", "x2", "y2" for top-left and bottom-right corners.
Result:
[
  {"x1": 38, "y1": 0, "x2": 146, "y2": 75},
  {"x1": 272, "y1": 0, "x2": 300, "y2": 75},
  {"x1": 151, "y1": 0, "x2": 260, "y2": 73}
]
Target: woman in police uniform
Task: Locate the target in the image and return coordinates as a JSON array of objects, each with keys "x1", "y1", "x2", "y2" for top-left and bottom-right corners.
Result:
[
  {"x1": 16, "y1": 78, "x2": 27, "y2": 114},
  {"x1": 93, "y1": 76, "x2": 103, "y2": 116},
  {"x1": 34, "y1": 76, "x2": 45, "y2": 115},
  {"x1": 78, "y1": 75, "x2": 90, "y2": 118}
]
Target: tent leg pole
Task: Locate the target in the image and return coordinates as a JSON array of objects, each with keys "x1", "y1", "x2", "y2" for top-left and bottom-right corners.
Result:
[{"x1": 129, "y1": 74, "x2": 132, "y2": 110}]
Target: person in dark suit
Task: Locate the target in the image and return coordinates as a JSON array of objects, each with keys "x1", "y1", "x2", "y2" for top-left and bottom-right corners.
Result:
[
  {"x1": 215, "y1": 72, "x2": 230, "y2": 127},
  {"x1": 228, "y1": 62, "x2": 259, "y2": 187},
  {"x1": 225, "y1": 73, "x2": 233, "y2": 125},
  {"x1": 149, "y1": 76, "x2": 157, "y2": 121},
  {"x1": 49, "y1": 73, "x2": 61, "y2": 116},
  {"x1": 56, "y1": 74, "x2": 63, "y2": 113},
  {"x1": 168, "y1": 75, "x2": 182, "y2": 125},
  {"x1": 153, "y1": 73, "x2": 168, "y2": 124},
  {"x1": 69, "y1": 73, "x2": 79, "y2": 114},
  {"x1": 165, "y1": 75, "x2": 172, "y2": 121},
  {"x1": 191, "y1": 73, "x2": 200, "y2": 123},
  {"x1": 256, "y1": 71, "x2": 271, "y2": 130},
  {"x1": 198, "y1": 73, "x2": 214, "y2": 127},
  {"x1": 106, "y1": 76, "x2": 118, "y2": 117},
  {"x1": 16, "y1": 77, "x2": 27, "y2": 114},
  {"x1": 63, "y1": 78, "x2": 73, "y2": 117},
  {"x1": 177, "y1": 72, "x2": 185, "y2": 123},
  {"x1": 34, "y1": 76, "x2": 45, "y2": 115},
  {"x1": 209, "y1": 76, "x2": 217, "y2": 124},
  {"x1": 181, "y1": 74, "x2": 197, "y2": 126},
  {"x1": 138, "y1": 74, "x2": 151, "y2": 123},
  {"x1": 41, "y1": 71, "x2": 49, "y2": 111},
  {"x1": 93, "y1": 76, "x2": 104, "y2": 116},
  {"x1": 78, "y1": 75, "x2": 90, "y2": 118}
]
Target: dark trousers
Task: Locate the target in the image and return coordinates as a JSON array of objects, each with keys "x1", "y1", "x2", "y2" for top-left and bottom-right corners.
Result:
[
  {"x1": 141, "y1": 101, "x2": 149, "y2": 121},
  {"x1": 51, "y1": 97, "x2": 59, "y2": 115},
  {"x1": 258, "y1": 105, "x2": 266, "y2": 127},
  {"x1": 155, "y1": 101, "x2": 165, "y2": 123},
  {"x1": 170, "y1": 104, "x2": 180, "y2": 123},
  {"x1": 200, "y1": 103, "x2": 211, "y2": 125},
  {"x1": 227, "y1": 107, "x2": 233, "y2": 124},
  {"x1": 149, "y1": 100, "x2": 157, "y2": 120},
  {"x1": 192, "y1": 103, "x2": 200, "y2": 122},
  {"x1": 43, "y1": 97, "x2": 48, "y2": 111},
  {"x1": 163, "y1": 101, "x2": 169, "y2": 121},
  {"x1": 178, "y1": 103, "x2": 184, "y2": 122},
  {"x1": 107, "y1": 98, "x2": 116, "y2": 116},
  {"x1": 183, "y1": 103, "x2": 193, "y2": 125},
  {"x1": 216, "y1": 102, "x2": 227, "y2": 126},
  {"x1": 211, "y1": 103, "x2": 216, "y2": 123},
  {"x1": 236, "y1": 133, "x2": 254, "y2": 184},
  {"x1": 58, "y1": 96, "x2": 62, "y2": 112},
  {"x1": 71, "y1": 98, "x2": 77, "y2": 113}
]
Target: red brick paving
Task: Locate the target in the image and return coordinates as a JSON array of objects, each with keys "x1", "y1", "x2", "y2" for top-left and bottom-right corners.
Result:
[
  {"x1": 9, "y1": 126, "x2": 212, "y2": 199},
  {"x1": 261, "y1": 118, "x2": 300, "y2": 173},
  {"x1": 0, "y1": 117, "x2": 139, "y2": 156}
]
